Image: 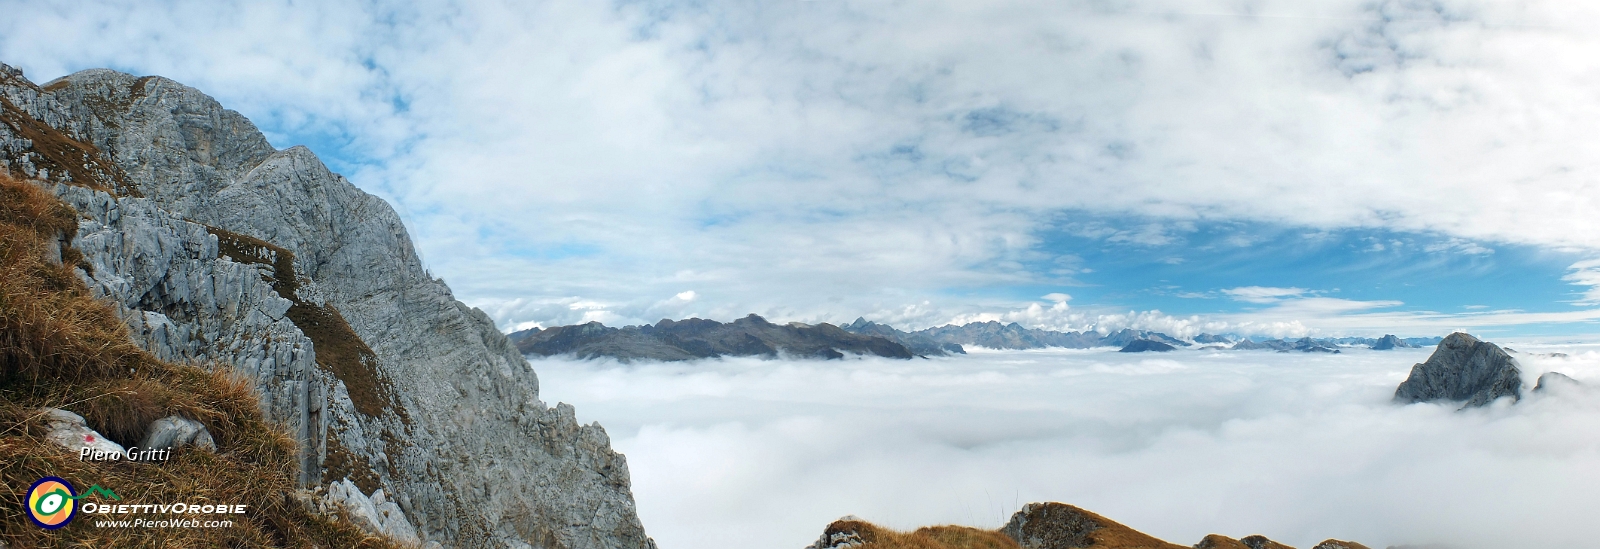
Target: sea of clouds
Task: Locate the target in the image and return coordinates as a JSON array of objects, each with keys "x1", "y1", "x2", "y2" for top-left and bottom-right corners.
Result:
[{"x1": 534, "y1": 342, "x2": 1600, "y2": 549}]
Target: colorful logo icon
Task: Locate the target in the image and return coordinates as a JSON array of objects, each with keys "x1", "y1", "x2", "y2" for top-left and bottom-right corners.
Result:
[{"x1": 26, "y1": 477, "x2": 77, "y2": 529}]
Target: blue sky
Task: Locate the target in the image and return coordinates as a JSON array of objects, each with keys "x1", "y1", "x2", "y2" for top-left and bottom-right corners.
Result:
[{"x1": 4, "y1": 0, "x2": 1600, "y2": 338}]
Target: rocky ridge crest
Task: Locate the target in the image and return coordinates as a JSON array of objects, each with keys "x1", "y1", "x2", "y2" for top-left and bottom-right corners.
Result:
[{"x1": 1393, "y1": 332, "x2": 1521, "y2": 409}]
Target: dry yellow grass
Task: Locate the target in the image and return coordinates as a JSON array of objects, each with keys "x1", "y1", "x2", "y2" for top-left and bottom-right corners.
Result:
[
  {"x1": 817, "y1": 519, "x2": 1022, "y2": 549},
  {"x1": 0, "y1": 174, "x2": 394, "y2": 547},
  {"x1": 827, "y1": 503, "x2": 1348, "y2": 549}
]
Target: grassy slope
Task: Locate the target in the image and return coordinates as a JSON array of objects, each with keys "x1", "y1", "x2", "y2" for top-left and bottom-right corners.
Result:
[
  {"x1": 829, "y1": 505, "x2": 1371, "y2": 549},
  {"x1": 0, "y1": 174, "x2": 396, "y2": 547}
]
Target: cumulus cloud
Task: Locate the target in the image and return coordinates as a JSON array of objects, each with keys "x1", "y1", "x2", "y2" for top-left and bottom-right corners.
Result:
[{"x1": 536, "y1": 344, "x2": 1600, "y2": 549}]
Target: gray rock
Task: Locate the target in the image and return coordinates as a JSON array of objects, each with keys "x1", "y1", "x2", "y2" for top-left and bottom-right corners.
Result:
[
  {"x1": 140, "y1": 415, "x2": 216, "y2": 451},
  {"x1": 1533, "y1": 371, "x2": 1580, "y2": 393},
  {"x1": 325, "y1": 478, "x2": 422, "y2": 545},
  {"x1": 803, "y1": 516, "x2": 868, "y2": 549},
  {"x1": 2, "y1": 62, "x2": 654, "y2": 548},
  {"x1": 1312, "y1": 540, "x2": 1373, "y2": 549},
  {"x1": 39, "y1": 408, "x2": 126, "y2": 457},
  {"x1": 1393, "y1": 332, "x2": 1522, "y2": 409},
  {"x1": 1001, "y1": 502, "x2": 1103, "y2": 549}
]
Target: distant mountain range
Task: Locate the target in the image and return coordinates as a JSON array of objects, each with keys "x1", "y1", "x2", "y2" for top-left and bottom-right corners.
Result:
[
  {"x1": 510, "y1": 315, "x2": 1443, "y2": 361},
  {"x1": 508, "y1": 314, "x2": 916, "y2": 361}
]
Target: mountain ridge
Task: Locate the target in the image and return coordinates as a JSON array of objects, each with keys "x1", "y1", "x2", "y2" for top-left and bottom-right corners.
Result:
[{"x1": 513, "y1": 313, "x2": 1446, "y2": 361}]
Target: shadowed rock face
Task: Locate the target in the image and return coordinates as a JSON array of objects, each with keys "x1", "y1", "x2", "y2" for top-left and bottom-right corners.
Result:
[
  {"x1": 1394, "y1": 332, "x2": 1522, "y2": 408},
  {"x1": 510, "y1": 314, "x2": 915, "y2": 361}
]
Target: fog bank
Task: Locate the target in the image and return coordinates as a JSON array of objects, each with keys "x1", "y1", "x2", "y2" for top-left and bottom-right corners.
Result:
[{"x1": 535, "y1": 343, "x2": 1600, "y2": 549}]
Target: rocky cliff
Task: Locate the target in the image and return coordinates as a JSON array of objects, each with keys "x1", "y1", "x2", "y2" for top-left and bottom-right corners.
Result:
[
  {"x1": 1393, "y1": 332, "x2": 1522, "y2": 409},
  {"x1": 1, "y1": 62, "x2": 652, "y2": 548}
]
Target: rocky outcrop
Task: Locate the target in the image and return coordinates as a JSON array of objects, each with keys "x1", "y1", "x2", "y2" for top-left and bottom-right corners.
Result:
[
  {"x1": 1000, "y1": 502, "x2": 1185, "y2": 549},
  {"x1": 1310, "y1": 541, "x2": 1370, "y2": 549},
  {"x1": 1195, "y1": 534, "x2": 1294, "y2": 549},
  {"x1": 1370, "y1": 334, "x2": 1410, "y2": 350},
  {"x1": 324, "y1": 478, "x2": 428, "y2": 547},
  {"x1": 1393, "y1": 332, "x2": 1522, "y2": 408},
  {"x1": 1533, "y1": 371, "x2": 1580, "y2": 393},
  {"x1": 513, "y1": 314, "x2": 915, "y2": 361},
  {"x1": 1119, "y1": 339, "x2": 1175, "y2": 353},
  {"x1": 140, "y1": 416, "x2": 216, "y2": 451},
  {"x1": 40, "y1": 408, "x2": 125, "y2": 457},
  {"x1": 804, "y1": 516, "x2": 870, "y2": 549},
  {"x1": 2, "y1": 62, "x2": 652, "y2": 548}
]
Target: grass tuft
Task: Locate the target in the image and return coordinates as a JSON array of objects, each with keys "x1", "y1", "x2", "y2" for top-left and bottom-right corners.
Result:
[{"x1": 0, "y1": 173, "x2": 395, "y2": 547}]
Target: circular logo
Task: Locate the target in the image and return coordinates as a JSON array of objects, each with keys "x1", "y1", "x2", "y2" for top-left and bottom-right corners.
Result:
[{"x1": 26, "y1": 477, "x2": 77, "y2": 529}]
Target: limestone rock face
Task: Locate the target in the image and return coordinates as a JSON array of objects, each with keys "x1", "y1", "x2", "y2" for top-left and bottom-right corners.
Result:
[
  {"x1": 2, "y1": 62, "x2": 653, "y2": 548},
  {"x1": 1393, "y1": 332, "x2": 1522, "y2": 408}
]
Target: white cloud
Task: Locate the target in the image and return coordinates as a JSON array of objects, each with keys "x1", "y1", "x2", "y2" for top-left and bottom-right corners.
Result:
[
  {"x1": 1564, "y1": 259, "x2": 1600, "y2": 305},
  {"x1": 537, "y1": 344, "x2": 1600, "y2": 549},
  {"x1": 1424, "y1": 238, "x2": 1495, "y2": 256},
  {"x1": 1222, "y1": 286, "x2": 1310, "y2": 303},
  {"x1": 5, "y1": 0, "x2": 1600, "y2": 333}
]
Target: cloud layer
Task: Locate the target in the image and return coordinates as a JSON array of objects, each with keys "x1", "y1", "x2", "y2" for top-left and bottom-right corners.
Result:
[
  {"x1": 536, "y1": 344, "x2": 1600, "y2": 549},
  {"x1": 5, "y1": 0, "x2": 1600, "y2": 332}
]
